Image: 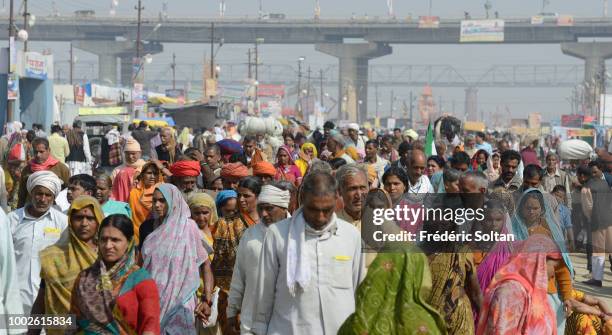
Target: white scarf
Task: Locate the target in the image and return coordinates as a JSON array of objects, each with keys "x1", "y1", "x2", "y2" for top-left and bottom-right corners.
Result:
[{"x1": 286, "y1": 208, "x2": 337, "y2": 296}]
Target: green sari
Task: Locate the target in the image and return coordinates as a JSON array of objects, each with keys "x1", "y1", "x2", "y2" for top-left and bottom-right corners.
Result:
[{"x1": 339, "y1": 245, "x2": 447, "y2": 335}]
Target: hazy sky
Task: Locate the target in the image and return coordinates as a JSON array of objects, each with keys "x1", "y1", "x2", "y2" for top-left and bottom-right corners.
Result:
[{"x1": 2, "y1": 0, "x2": 609, "y2": 122}]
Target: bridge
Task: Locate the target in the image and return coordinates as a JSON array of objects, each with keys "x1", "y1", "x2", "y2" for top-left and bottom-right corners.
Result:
[{"x1": 3, "y1": 16, "x2": 612, "y2": 121}]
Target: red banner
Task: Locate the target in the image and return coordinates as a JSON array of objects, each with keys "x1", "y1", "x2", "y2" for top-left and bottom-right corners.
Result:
[
  {"x1": 257, "y1": 84, "x2": 285, "y2": 98},
  {"x1": 561, "y1": 114, "x2": 583, "y2": 127}
]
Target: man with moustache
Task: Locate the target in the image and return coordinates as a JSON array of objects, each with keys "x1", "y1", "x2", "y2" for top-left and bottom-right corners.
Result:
[{"x1": 335, "y1": 164, "x2": 369, "y2": 231}]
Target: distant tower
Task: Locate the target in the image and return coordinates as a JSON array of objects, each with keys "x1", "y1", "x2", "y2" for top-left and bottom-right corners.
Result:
[
  {"x1": 464, "y1": 87, "x2": 478, "y2": 121},
  {"x1": 220, "y1": 0, "x2": 226, "y2": 17},
  {"x1": 387, "y1": 0, "x2": 394, "y2": 18},
  {"x1": 419, "y1": 85, "x2": 435, "y2": 125},
  {"x1": 314, "y1": 0, "x2": 321, "y2": 19}
]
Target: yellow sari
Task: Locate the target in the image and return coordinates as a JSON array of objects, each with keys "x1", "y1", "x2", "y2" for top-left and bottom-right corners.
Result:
[{"x1": 39, "y1": 196, "x2": 103, "y2": 334}]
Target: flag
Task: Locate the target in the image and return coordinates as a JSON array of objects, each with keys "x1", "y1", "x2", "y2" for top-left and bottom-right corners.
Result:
[{"x1": 425, "y1": 122, "x2": 437, "y2": 157}]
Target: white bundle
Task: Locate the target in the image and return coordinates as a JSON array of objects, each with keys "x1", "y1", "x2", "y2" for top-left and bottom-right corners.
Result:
[{"x1": 558, "y1": 139, "x2": 593, "y2": 160}]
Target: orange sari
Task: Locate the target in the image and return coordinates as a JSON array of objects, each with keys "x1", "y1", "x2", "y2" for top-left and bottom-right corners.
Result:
[{"x1": 128, "y1": 182, "x2": 160, "y2": 245}]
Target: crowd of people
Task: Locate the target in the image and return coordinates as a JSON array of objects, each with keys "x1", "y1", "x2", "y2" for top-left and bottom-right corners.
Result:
[{"x1": 1, "y1": 118, "x2": 612, "y2": 335}]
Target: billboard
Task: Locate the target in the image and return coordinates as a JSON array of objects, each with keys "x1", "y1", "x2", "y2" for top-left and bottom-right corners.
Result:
[
  {"x1": 418, "y1": 16, "x2": 440, "y2": 28},
  {"x1": 24, "y1": 52, "x2": 49, "y2": 80},
  {"x1": 557, "y1": 15, "x2": 574, "y2": 26},
  {"x1": 561, "y1": 114, "x2": 583, "y2": 127},
  {"x1": 531, "y1": 16, "x2": 544, "y2": 25},
  {"x1": 460, "y1": 19, "x2": 504, "y2": 42},
  {"x1": 257, "y1": 84, "x2": 285, "y2": 98}
]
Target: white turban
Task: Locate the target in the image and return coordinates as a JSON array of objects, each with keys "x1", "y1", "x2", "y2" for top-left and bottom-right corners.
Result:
[
  {"x1": 26, "y1": 171, "x2": 62, "y2": 196},
  {"x1": 258, "y1": 185, "x2": 290, "y2": 209}
]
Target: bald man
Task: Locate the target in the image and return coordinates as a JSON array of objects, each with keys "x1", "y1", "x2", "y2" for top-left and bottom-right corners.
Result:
[{"x1": 407, "y1": 150, "x2": 434, "y2": 194}]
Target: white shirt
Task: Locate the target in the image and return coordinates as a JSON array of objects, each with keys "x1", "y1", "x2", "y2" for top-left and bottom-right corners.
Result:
[
  {"x1": 407, "y1": 175, "x2": 434, "y2": 194},
  {"x1": 251, "y1": 216, "x2": 365, "y2": 335},
  {"x1": 227, "y1": 223, "x2": 269, "y2": 334},
  {"x1": 8, "y1": 206, "x2": 68, "y2": 314},
  {"x1": 0, "y1": 209, "x2": 25, "y2": 335}
]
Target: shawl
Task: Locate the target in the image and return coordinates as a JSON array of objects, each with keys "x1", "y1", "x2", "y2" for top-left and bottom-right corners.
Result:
[
  {"x1": 476, "y1": 213, "x2": 514, "y2": 293},
  {"x1": 476, "y1": 235, "x2": 561, "y2": 335},
  {"x1": 295, "y1": 142, "x2": 318, "y2": 176},
  {"x1": 72, "y1": 238, "x2": 142, "y2": 334},
  {"x1": 286, "y1": 208, "x2": 338, "y2": 296},
  {"x1": 128, "y1": 162, "x2": 163, "y2": 244},
  {"x1": 187, "y1": 192, "x2": 218, "y2": 225},
  {"x1": 141, "y1": 184, "x2": 208, "y2": 330},
  {"x1": 339, "y1": 245, "x2": 447, "y2": 335},
  {"x1": 111, "y1": 167, "x2": 136, "y2": 203},
  {"x1": 485, "y1": 152, "x2": 501, "y2": 182},
  {"x1": 29, "y1": 155, "x2": 60, "y2": 172},
  {"x1": 471, "y1": 149, "x2": 489, "y2": 172},
  {"x1": 39, "y1": 196, "x2": 102, "y2": 317},
  {"x1": 511, "y1": 188, "x2": 574, "y2": 276}
]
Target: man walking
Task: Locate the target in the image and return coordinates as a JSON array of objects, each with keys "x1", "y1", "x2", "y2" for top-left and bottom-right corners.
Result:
[{"x1": 251, "y1": 171, "x2": 364, "y2": 335}]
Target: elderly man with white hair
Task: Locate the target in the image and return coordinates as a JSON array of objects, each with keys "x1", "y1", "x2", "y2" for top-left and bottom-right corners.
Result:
[
  {"x1": 227, "y1": 183, "x2": 291, "y2": 334},
  {"x1": 325, "y1": 130, "x2": 355, "y2": 164},
  {"x1": 7, "y1": 171, "x2": 67, "y2": 315},
  {"x1": 346, "y1": 123, "x2": 366, "y2": 154}
]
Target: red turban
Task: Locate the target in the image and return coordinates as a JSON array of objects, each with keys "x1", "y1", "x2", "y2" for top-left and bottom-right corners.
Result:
[
  {"x1": 169, "y1": 160, "x2": 201, "y2": 177},
  {"x1": 252, "y1": 161, "x2": 276, "y2": 177},
  {"x1": 221, "y1": 162, "x2": 249, "y2": 180}
]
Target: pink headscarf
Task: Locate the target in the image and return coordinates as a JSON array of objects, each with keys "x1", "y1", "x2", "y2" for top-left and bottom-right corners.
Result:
[{"x1": 141, "y1": 184, "x2": 208, "y2": 332}]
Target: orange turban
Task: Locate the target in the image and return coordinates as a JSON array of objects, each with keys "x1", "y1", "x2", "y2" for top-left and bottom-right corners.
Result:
[
  {"x1": 169, "y1": 160, "x2": 201, "y2": 177},
  {"x1": 220, "y1": 162, "x2": 250, "y2": 180},
  {"x1": 252, "y1": 161, "x2": 276, "y2": 177}
]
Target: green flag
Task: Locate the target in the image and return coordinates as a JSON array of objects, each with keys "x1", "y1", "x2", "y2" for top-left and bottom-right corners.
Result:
[{"x1": 424, "y1": 122, "x2": 437, "y2": 157}]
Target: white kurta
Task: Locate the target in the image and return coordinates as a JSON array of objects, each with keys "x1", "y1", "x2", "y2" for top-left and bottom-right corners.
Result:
[
  {"x1": 0, "y1": 209, "x2": 24, "y2": 335},
  {"x1": 251, "y1": 216, "x2": 364, "y2": 335},
  {"x1": 227, "y1": 223, "x2": 268, "y2": 334},
  {"x1": 7, "y1": 207, "x2": 68, "y2": 314}
]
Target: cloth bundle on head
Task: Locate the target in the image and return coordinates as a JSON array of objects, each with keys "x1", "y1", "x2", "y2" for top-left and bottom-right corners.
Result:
[
  {"x1": 27, "y1": 171, "x2": 62, "y2": 196},
  {"x1": 169, "y1": 160, "x2": 201, "y2": 177},
  {"x1": 403, "y1": 129, "x2": 418, "y2": 141},
  {"x1": 252, "y1": 161, "x2": 276, "y2": 177},
  {"x1": 216, "y1": 189, "x2": 237, "y2": 208},
  {"x1": 258, "y1": 184, "x2": 290, "y2": 209},
  {"x1": 187, "y1": 192, "x2": 218, "y2": 224},
  {"x1": 124, "y1": 138, "x2": 142, "y2": 152},
  {"x1": 217, "y1": 139, "x2": 243, "y2": 156},
  {"x1": 220, "y1": 162, "x2": 249, "y2": 180}
]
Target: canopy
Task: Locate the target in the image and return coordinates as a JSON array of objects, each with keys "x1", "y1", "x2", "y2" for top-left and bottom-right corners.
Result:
[{"x1": 133, "y1": 117, "x2": 175, "y2": 127}]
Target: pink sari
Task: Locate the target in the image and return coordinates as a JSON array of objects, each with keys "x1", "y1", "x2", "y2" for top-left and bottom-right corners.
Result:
[{"x1": 476, "y1": 235, "x2": 560, "y2": 335}]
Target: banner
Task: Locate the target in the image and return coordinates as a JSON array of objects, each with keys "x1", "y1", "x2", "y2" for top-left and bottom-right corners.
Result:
[
  {"x1": 460, "y1": 19, "x2": 505, "y2": 42},
  {"x1": 132, "y1": 83, "x2": 146, "y2": 115},
  {"x1": 74, "y1": 85, "x2": 85, "y2": 105},
  {"x1": 79, "y1": 106, "x2": 127, "y2": 115},
  {"x1": 561, "y1": 114, "x2": 583, "y2": 127},
  {"x1": 9, "y1": 37, "x2": 16, "y2": 72},
  {"x1": 24, "y1": 52, "x2": 48, "y2": 80},
  {"x1": 257, "y1": 84, "x2": 285, "y2": 97},
  {"x1": 7, "y1": 73, "x2": 18, "y2": 100},
  {"x1": 531, "y1": 15, "x2": 544, "y2": 25},
  {"x1": 567, "y1": 128, "x2": 594, "y2": 137},
  {"x1": 418, "y1": 16, "x2": 440, "y2": 28},
  {"x1": 557, "y1": 15, "x2": 574, "y2": 26}
]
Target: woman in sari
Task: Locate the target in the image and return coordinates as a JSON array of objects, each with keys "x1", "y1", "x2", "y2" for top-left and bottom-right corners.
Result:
[
  {"x1": 72, "y1": 214, "x2": 160, "y2": 335},
  {"x1": 188, "y1": 192, "x2": 217, "y2": 259},
  {"x1": 338, "y1": 244, "x2": 447, "y2": 335},
  {"x1": 274, "y1": 145, "x2": 302, "y2": 186},
  {"x1": 485, "y1": 152, "x2": 501, "y2": 182},
  {"x1": 211, "y1": 189, "x2": 250, "y2": 332},
  {"x1": 471, "y1": 149, "x2": 489, "y2": 172},
  {"x1": 34, "y1": 196, "x2": 103, "y2": 334},
  {"x1": 294, "y1": 142, "x2": 318, "y2": 176},
  {"x1": 141, "y1": 184, "x2": 214, "y2": 334},
  {"x1": 128, "y1": 162, "x2": 163, "y2": 244},
  {"x1": 511, "y1": 188, "x2": 574, "y2": 333},
  {"x1": 382, "y1": 166, "x2": 408, "y2": 205},
  {"x1": 470, "y1": 199, "x2": 514, "y2": 326},
  {"x1": 476, "y1": 234, "x2": 562, "y2": 335},
  {"x1": 237, "y1": 176, "x2": 262, "y2": 227},
  {"x1": 565, "y1": 290, "x2": 612, "y2": 335}
]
